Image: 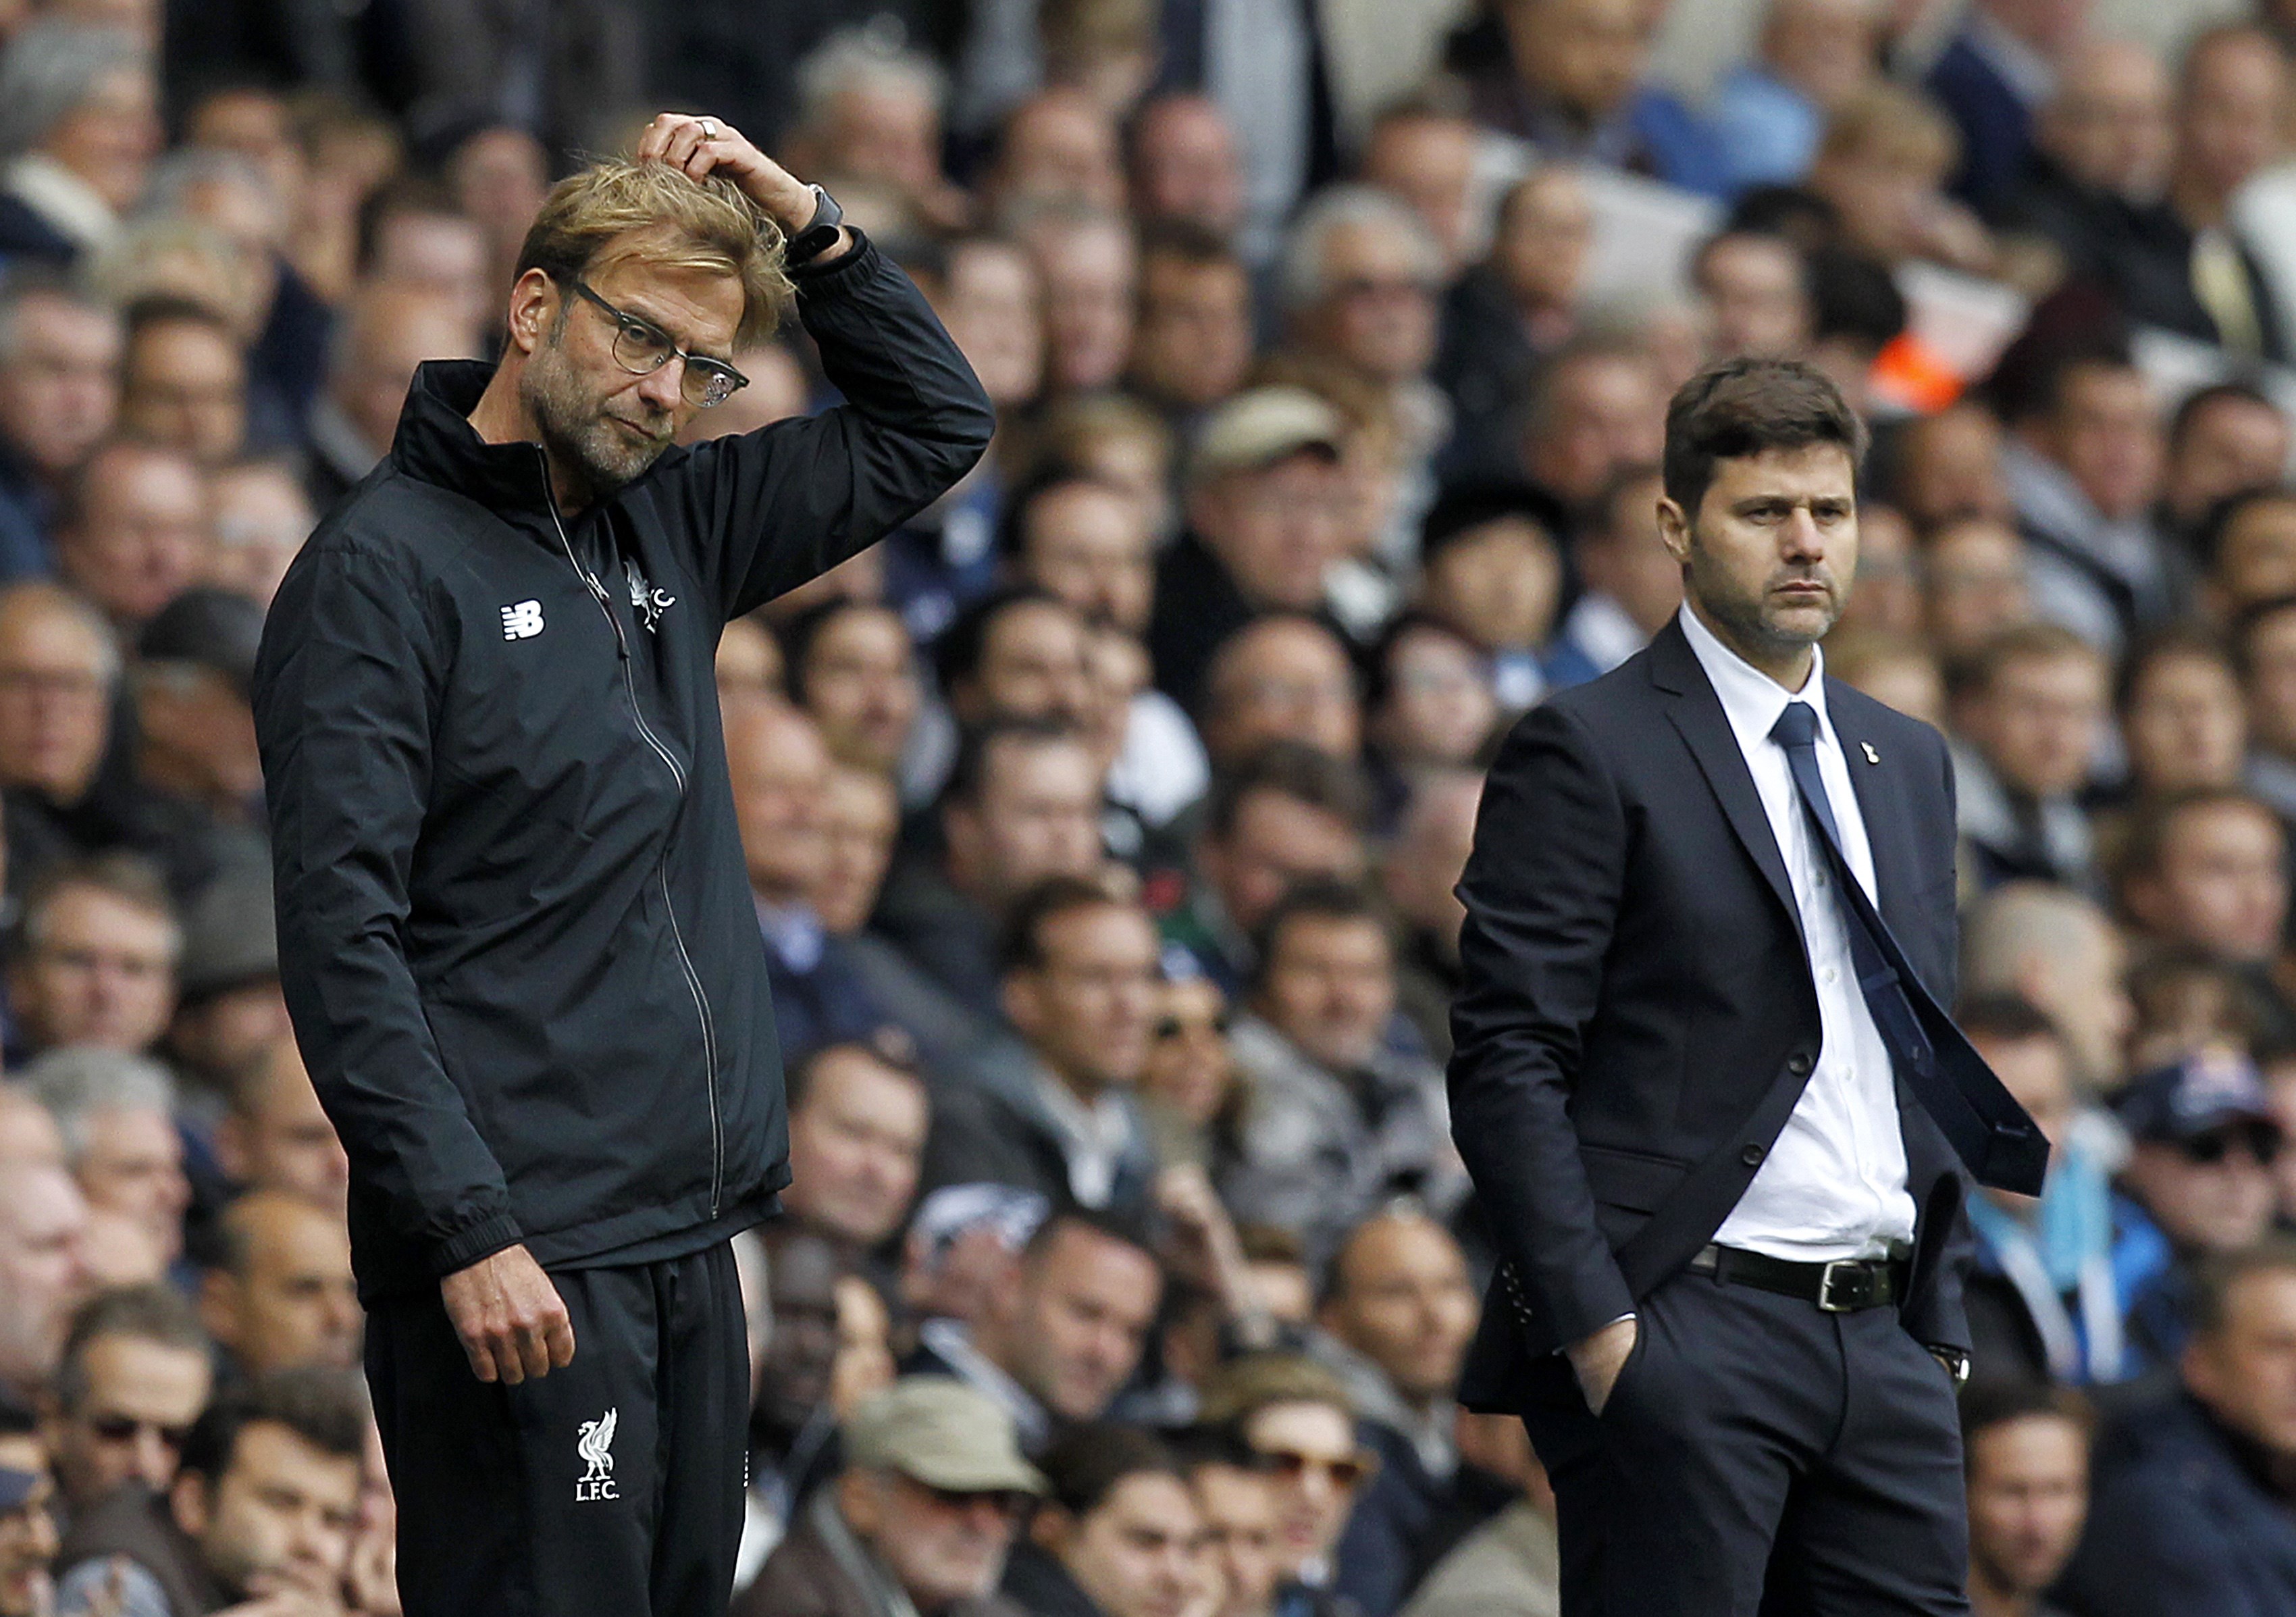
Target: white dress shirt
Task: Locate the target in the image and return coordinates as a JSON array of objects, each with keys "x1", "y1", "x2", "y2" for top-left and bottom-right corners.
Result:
[{"x1": 1679, "y1": 605, "x2": 1918, "y2": 1262}]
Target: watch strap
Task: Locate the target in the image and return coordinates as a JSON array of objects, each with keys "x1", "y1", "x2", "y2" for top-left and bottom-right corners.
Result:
[{"x1": 785, "y1": 184, "x2": 845, "y2": 266}]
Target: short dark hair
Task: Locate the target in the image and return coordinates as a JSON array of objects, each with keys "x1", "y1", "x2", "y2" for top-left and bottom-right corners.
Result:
[
  {"x1": 1956, "y1": 993, "x2": 2064, "y2": 1051},
  {"x1": 941, "y1": 715, "x2": 1091, "y2": 810},
  {"x1": 998, "y1": 873, "x2": 1134, "y2": 975},
  {"x1": 995, "y1": 464, "x2": 1128, "y2": 563},
  {"x1": 935, "y1": 584, "x2": 1072, "y2": 696},
  {"x1": 785, "y1": 1034, "x2": 925, "y2": 1115},
  {"x1": 1959, "y1": 1379, "x2": 2094, "y2": 1468},
  {"x1": 1136, "y1": 217, "x2": 1242, "y2": 274},
  {"x1": 2191, "y1": 1233, "x2": 2296, "y2": 1339},
  {"x1": 2116, "y1": 786, "x2": 2282, "y2": 887},
  {"x1": 1022, "y1": 1204, "x2": 1157, "y2": 1270},
  {"x1": 122, "y1": 294, "x2": 238, "y2": 353},
  {"x1": 17, "y1": 852, "x2": 178, "y2": 962},
  {"x1": 1251, "y1": 879, "x2": 1388, "y2": 989},
  {"x1": 55, "y1": 1284, "x2": 209, "y2": 1414},
  {"x1": 1661, "y1": 358, "x2": 1869, "y2": 519},
  {"x1": 1037, "y1": 1422, "x2": 1184, "y2": 1518},
  {"x1": 1968, "y1": 622, "x2": 2104, "y2": 693},
  {"x1": 177, "y1": 1366, "x2": 367, "y2": 1484},
  {"x1": 2170, "y1": 380, "x2": 2282, "y2": 455},
  {"x1": 1806, "y1": 247, "x2": 1906, "y2": 355},
  {"x1": 2115, "y1": 622, "x2": 2235, "y2": 717},
  {"x1": 2197, "y1": 484, "x2": 2296, "y2": 575},
  {"x1": 778, "y1": 596, "x2": 902, "y2": 707},
  {"x1": 1203, "y1": 742, "x2": 1371, "y2": 842},
  {"x1": 1363, "y1": 611, "x2": 1484, "y2": 717},
  {"x1": 2233, "y1": 592, "x2": 2296, "y2": 679}
]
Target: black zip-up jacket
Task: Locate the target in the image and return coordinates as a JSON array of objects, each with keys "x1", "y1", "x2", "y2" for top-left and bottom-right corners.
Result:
[{"x1": 253, "y1": 238, "x2": 993, "y2": 1302}]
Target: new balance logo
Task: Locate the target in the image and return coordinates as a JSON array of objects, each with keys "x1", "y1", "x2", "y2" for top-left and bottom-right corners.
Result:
[
  {"x1": 575, "y1": 1408, "x2": 618, "y2": 1502},
  {"x1": 500, "y1": 600, "x2": 544, "y2": 640}
]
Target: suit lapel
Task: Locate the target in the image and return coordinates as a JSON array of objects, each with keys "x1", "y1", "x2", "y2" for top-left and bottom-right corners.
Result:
[{"x1": 1645, "y1": 621, "x2": 1801, "y2": 938}]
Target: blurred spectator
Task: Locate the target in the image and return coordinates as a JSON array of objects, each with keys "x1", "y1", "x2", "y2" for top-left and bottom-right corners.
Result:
[
  {"x1": 1446, "y1": 0, "x2": 1716, "y2": 192},
  {"x1": 940, "y1": 588, "x2": 1099, "y2": 737},
  {"x1": 1414, "y1": 482, "x2": 1567, "y2": 713},
  {"x1": 1127, "y1": 222, "x2": 1253, "y2": 419},
  {"x1": 2116, "y1": 790, "x2": 2291, "y2": 1043},
  {"x1": 739, "y1": 1377, "x2": 1041, "y2": 1617},
  {"x1": 1003, "y1": 1422, "x2": 1203, "y2": 1617},
  {"x1": 1515, "y1": 338, "x2": 1666, "y2": 518},
  {"x1": 163, "y1": 865, "x2": 287, "y2": 1110},
  {"x1": 1280, "y1": 187, "x2": 1444, "y2": 438},
  {"x1": 924, "y1": 876, "x2": 1160, "y2": 1216},
  {"x1": 2202, "y1": 486, "x2": 2296, "y2": 623},
  {"x1": 0, "y1": 22, "x2": 159, "y2": 266},
  {"x1": 132, "y1": 587, "x2": 266, "y2": 845},
  {"x1": 197, "y1": 1189, "x2": 358, "y2": 1379},
  {"x1": 1397, "y1": 1413, "x2": 1556, "y2": 1617},
  {"x1": 117, "y1": 299, "x2": 246, "y2": 468},
  {"x1": 0, "y1": 1404, "x2": 59, "y2": 1617},
  {"x1": 0, "y1": 1082, "x2": 63, "y2": 1163},
  {"x1": 0, "y1": 1156, "x2": 87, "y2": 1408},
  {"x1": 201, "y1": 458, "x2": 311, "y2": 608},
  {"x1": 988, "y1": 92, "x2": 1126, "y2": 224},
  {"x1": 1014, "y1": 205, "x2": 1134, "y2": 397},
  {"x1": 213, "y1": 1039, "x2": 346, "y2": 1218},
  {"x1": 787, "y1": 30, "x2": 966, "y2": 236},
  {"x1": 1150, "y1": 387, "x2": 1348, "y2": 711},
  {"x1": 1826, "y1": 628, "x2": 1948, "y2": 727},
  {"x1": 1835, "y1": 503, "x2": 1923, "y2": 642},
  {"x1": 1891, "y1": 400, "x2": 2014, "y2": 532},
  {"x1": 785, "y1": 600, "x2": 925, "y2": 789},
  {"x1": 1383, "y1": 770, "x2": 1480, "y2": 1064},
  {"x1": 783, "y1": 1040, "x2": 931, "y2": 1253},
  {"x1": 1318, "y1": 1210, "x2": 1498, "y2": 1617},
  {"x1": 1200, "y1": 613, "x2": 1360, "y2": 773},
  {"x1": 1808, "y1": 83, "x2": 1998, "y2": 276},
  {"x1": 10, "y1": 856, "x2": 180, "y2": 1058},
  {"x1": 1222, "y1": 882, "x2": 1463, "y2": 1264},
  {"x1": 2112, "y1": 26, "x2": 2289, "y2": 359},
  {"x1": 1434, "y1": 168, "x2": 1595, "y2": 475},
  {"x1": 1923, "y1": 0, "x2": 2091, "y2": 209},
  {"x1": 301, "y1": 280, "x2": 474, "y2": 515},
  {"x1": 0, "y1": 278, "x2": 118, "y2": 580},
  {"x1": 1690, "y1": 229, "x2": 1814, "y2": 363},
  {"x1": 1183, "y1": 1433, "x2": 1283, "y2": 1617},
  {"x1": 1555, "y1": 465, "x2": 1679, "y2": 686},
  {"x1": 917, "y1": 235, "x2": 1045, "y2": 417},
  {"x1": 749, "y1": 1221, "x2": 858, "y2": 1560},
  {"x1": 1002, "y1": 471, "x2": 1155, "y2": 637},
  {"x1": 1960, "y1": 1381, "x2": 2091, "y2": 1617},
  {"x1": 902, "y1": 1183, "x2": 1051, "y2": 1335},
  {"x1": 2116, "y1": 625, "x2": 2246, "y2": 800},
  {"x1": 53, "y1": 438, "x2": 207, "y2": 634},
  {"x1": 727, "y1": 698, "x2": 893, "y2": 1062},
  {"x1": 2239, "y1": 594, "x2": 2296, "y2": 821},
  {"x1": 1128, "y1": 95, "x2": 1246, "y2": 244},
  {"x1": 53, "y1": 1366, "x2": 363, "y2": 1616},
  {"x1": 41, "y1": 1283, "x2": 209, "y2": 1516},
  {"x1": 1358, "y1": 99, "x2": 1480, "y2": 281},
  {"x1": 1923, "y1": 516, "x2": 2033, "y2": 666},
  {"x1": 910, "y1": 1206, "x2": 1163, "y2": 1454},
  {"x1": 1136, "y1": 975, "x2": 1241, "y2": 1172},
  {"x1": 355, "y1": 176, "x2": 491, "y2": 360},
  {"x1": 1711, "y1": 0, "x2": 1882, "y2": 195},
  {"x1": 1960, "y1": 882, "x2": 2132, "y2": 1092},
  {"x1": 2160, "y1": 384, "x2": 2289, "y2": 551},
  {"x1": 1197, "y1": 1354, "x2": 1369, "y2": 1610},
  {"x1": 1958, "y1": 998, "x2": 2129, "y2": 1386},
  {"x1": 2060, "y1": 1237, "x2": 2296, "y2": 1616},
  {"x1": 2112, "y1": 1050, "x2": 2282, "y2": 1370},
  {"x1": 24, "y1": 1048, "x2": 186, "y2": 1271},
  {"x1": 1363, "y1": 617, "x2": 1494, "y2": 810},
  {"x1": 1950, "y1": 624, "x2": 2109, "y2": 889},
  {"x1": 874, "y1": 720, "x2": 1105, "y2": 1021},
  {"x1": 1991, "y1": 41, "x2": 2172, "y2": 292},
  {"x1": 1167, "y1": 744, "x2": 1370, "y2": 991}
]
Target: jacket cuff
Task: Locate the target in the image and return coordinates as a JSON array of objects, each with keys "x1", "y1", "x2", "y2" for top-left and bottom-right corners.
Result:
[
  {"x1": 788, "y1": 228, "x2": 875, "y2": 289},
  {"x1": 429, "y1": 1210, "x2": 525, "y2": 1277}
]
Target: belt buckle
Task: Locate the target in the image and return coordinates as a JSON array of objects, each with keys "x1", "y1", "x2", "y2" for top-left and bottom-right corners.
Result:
[{"x1": 1817, "y1": 1258, "x2": 1871, "y2": 1312}]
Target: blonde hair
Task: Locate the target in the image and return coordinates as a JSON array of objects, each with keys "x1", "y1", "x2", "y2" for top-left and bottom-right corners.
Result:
[
  {"x1": 1819, "y1": 81, "x2": 1960, "y2": 178},
  {"x1": 516, "y1": 158, "x2": 795, "y2": 346}
]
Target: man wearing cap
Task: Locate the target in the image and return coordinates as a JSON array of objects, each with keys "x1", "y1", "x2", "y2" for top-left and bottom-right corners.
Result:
[
  {"x1": 736, "y1": 1378, "x2": 1039, "y2": 1617},
  {"x1": 1147, "y1": 386, "x2": 1350, "y2": 713},
  {"x1": 2112, "y1": 1047, "x2": 2283, "y2": 1372}
]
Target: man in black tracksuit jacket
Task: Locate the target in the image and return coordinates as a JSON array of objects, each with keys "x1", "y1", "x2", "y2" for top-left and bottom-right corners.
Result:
[{"x1": 251, "y1": 117, "x2": 993, "y2": 1616}]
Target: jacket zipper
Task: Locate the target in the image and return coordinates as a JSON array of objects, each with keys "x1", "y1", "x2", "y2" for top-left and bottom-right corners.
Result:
[{"x1": 543, "y1": 469, "x2": 725, "y2": 1216}]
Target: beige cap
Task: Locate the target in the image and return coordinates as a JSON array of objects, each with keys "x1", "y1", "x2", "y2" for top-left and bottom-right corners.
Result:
[
  {"x1": 845, "y1": 1378, "x2": 1048, "y2": 1495},
  {"x1": 1188, "y1": 386, "x2": 1345, "y2": 489}
]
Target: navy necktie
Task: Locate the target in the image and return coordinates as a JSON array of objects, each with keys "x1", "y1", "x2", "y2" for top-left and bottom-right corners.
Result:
[{"x1": 1770, "y1": 700, "x2": 2044, "y2": 1191}]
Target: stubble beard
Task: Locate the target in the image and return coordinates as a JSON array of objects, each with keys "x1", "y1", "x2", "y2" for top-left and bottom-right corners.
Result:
[
  {"x1": 1690, "y1": 545, "x2": 1842, "y2": 667},
  {"x1": 521, "y1": 330, "x2": 671, "y2": 508}
]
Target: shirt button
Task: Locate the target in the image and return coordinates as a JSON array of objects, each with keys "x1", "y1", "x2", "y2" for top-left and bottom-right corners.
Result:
[
  {"x1": 1821, "y1": 967, "x2": 1837, "y2": 985},
  {"x1": 1815, "y1": 873, "x2": 1828, "y2": 888},
  {"x1": 1788, "y1": 1052, "x2": 1813, "y2": 1075},
  {"x1": 1741, "y1": 1144, "x2": 1767, "y2": 1166}
]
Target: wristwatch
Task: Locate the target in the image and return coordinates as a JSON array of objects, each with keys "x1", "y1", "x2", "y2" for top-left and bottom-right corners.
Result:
[
  {"x1": 785, "y1": 184, "x2": 845, "y2": 266},
  {"x1": 1929, "y1": 1346, "x2": 1972, "y2": 1387}
]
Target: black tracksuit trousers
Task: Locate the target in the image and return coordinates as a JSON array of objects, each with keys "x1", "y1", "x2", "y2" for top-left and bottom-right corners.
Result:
[{"x1": 364, "y1": 1240, "x2": 748, "y2": 1617}]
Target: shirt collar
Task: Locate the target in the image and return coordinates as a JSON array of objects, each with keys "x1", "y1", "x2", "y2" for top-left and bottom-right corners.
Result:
[{"x1": 1677, "y1": 602, "x2": 1835, "y2": 758}]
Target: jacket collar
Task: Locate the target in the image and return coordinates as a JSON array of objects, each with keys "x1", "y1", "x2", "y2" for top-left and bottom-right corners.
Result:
[{"x1": 387, "y1": 359, "x2": 560, "y2": 519}]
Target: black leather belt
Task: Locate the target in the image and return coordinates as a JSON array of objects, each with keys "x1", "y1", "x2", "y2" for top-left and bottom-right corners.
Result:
[{"x1": 1688, "y1": 1244, "x2": 1908, "y2": 1312}]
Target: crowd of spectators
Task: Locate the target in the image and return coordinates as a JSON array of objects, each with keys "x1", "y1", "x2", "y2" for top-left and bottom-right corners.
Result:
[{"x1": 5, "y1": 0, "x2": 2296, "y2": 1612}]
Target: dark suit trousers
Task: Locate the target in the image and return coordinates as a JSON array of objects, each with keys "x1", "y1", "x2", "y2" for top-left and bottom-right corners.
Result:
[{"x1": 1518, "y1": 1265, "x2": 1970, "y2": 1616}]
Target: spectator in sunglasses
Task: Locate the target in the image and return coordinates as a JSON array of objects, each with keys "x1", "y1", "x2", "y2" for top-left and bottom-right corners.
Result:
[
  {"x1": 737, "y1": 1377, "x2": 1042, "y2": 1617},
  {"x1": 1137, "y1": 976, "x2": 1243, "y2": 1172},
  {"x1": 1197, "y1": 1355, "x2": 1375, "y2": 1614},
  {"x1": 41, "y1": 1283, "x2": 209, "y2": 1519},
  {"x1": 2112, "y1": 1048, "x2": 2285, "y2": 1370}
]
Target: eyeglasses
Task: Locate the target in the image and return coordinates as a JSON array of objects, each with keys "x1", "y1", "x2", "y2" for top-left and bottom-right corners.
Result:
[
  {"x1": 920, "y1": 1483, "x2": 1035, "y2": 1518},
  {"x1": 87, "y1": 1414, "x2": 192, "y2": 1449},
  {"x1": 561, "y1": 278, "x2": 749, "y2": 409},
  {"x1": 1251, "y1": 1447, "x2": 1376, "y2": 1489},
  {"x1": 2183, "y1": 1124, "x2": 2283, "y2": 1166}
]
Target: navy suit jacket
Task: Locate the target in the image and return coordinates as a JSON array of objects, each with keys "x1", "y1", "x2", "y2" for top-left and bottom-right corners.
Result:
[
  {"x1": 1926, "y1": 32, "x2": 2036, "y2": 207},
  {"x1": 1449, "y1": 617, "x2": 1974, "y2": 1410}
]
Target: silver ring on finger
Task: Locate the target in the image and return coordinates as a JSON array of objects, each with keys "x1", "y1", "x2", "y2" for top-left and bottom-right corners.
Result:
[{"x1": 698, "y1": 118, "x2": 719, "y2": 140}]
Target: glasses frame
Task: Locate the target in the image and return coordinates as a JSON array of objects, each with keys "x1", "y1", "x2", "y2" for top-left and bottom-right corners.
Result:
[{"x1": 562, "y1": 277, "x2": 749, "y2": 409}]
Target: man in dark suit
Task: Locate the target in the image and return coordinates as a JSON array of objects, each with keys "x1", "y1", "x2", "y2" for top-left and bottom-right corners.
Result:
[{"x1": 1449, "y1": 357, "x2": 2046, "y2": 1614}]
